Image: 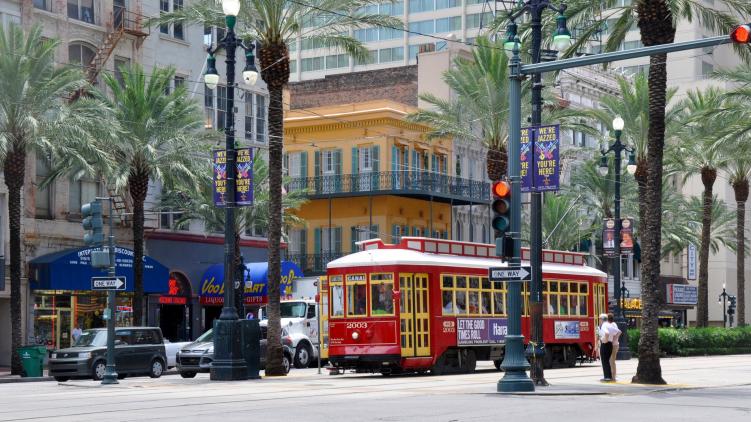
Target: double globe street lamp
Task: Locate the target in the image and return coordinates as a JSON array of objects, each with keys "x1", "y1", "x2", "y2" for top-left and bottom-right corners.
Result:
[
  {"x1": 598, "y1": 116, "x2": 635, "y2": 361},
  {"x1": 204, "y1": 0, "x2": 259, "y2": 381}
]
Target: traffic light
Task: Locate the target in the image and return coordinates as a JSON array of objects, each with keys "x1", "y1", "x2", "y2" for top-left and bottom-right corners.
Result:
[
  {"x1": 491, "y1": 180, "x2": 513, "y2": 258},
  {"x1": 82, "y1": 201, "x2": 104, "y2": 246},
  {"x1": 730, "y1": 24, "x2": 751, "y2": 43}
]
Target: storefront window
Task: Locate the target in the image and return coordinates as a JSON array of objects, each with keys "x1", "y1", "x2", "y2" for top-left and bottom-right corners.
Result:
[{"x1": 370, "y1": 273, "x2": 394, "y2": 316}]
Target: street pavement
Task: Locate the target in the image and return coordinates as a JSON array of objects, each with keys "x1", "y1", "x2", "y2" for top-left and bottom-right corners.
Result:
[{"x1": 0, "y1": 354, "x2": 749, "y2": 421}]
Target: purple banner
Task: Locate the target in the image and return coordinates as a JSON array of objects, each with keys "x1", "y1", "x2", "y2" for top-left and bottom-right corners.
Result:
[
  {"x1": 520, "y1": 125, "x2": 560, "y2": 192},
  {"x1": 213, "y1": 148, "x2": 254, "y2": 207},
  {"x1": 457, "y1": 318, "x2": 508, "y2": 345}
]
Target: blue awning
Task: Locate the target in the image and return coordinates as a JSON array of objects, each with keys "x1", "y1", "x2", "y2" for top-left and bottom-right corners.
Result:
[
  {"x1": 29, "y1": 247, "x2": 170, "y2": 293},
  {"x1": 200, "y1": 261, "x2": 303, "y2": 305}
]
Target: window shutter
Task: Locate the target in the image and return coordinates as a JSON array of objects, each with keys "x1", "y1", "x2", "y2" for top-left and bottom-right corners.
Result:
[
  {"x1": 314, "y1": 150, "x2": 321, "y2": 192},
  {"x1": 370, "y1": 224, "x2": 378, "y2": 241},
  {"x1": 391, "y1": 146, "x2": 397, "y2": 172},
  {"x1": 283, "y1": 153, "x2": 289, "y2": 176},
  {"x1": 335, "y1": 227, "x2": 342, "y2": 253},
  {"x1": 334, "y1": 149, "x2": 342, "y2": 192},
  {"x1": 392, "y1": 224, "x2": 399, "y2": 243},
  {"x1": 301, "y1": 151, "x2": 308, "y2": 178},
  {"x1": 412, "y1": 150, "x2": 418, "y2": 170},
  {"x1": 351, "y1": 226, "x2": 357, "y2": 252},
  {"x1": 352, "y1": 147, "x2": 359, "y2": 175},
  {"x1": 300, "y1": 229, "x2": 307, "y2": 256},
  {"x1": 431, "y1": 154, "x2": 437, "y2": 173},
  {"x1": 371, "y1": 146, "x2": 380, "y2": 189},
  {"x1": 314, "y1": 227, "x2": 321, "y2": 253}
]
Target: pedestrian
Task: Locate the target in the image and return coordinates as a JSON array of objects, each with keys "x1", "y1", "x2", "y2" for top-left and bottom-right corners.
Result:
[
  {"x1": 606, "y1": 313, "x2": 622, "y2": 381},
  {"x1": 597, "y1": 313, "x2": 613, "y2": 382}
]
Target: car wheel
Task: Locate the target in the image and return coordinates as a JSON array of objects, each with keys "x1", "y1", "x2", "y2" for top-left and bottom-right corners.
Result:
[
  {"x1": 180, "y1": 372, "x2": 197, "y2": 379},
  {"x1": 54, "y1": 376, "x2": 70, "y2": 382},
  {"x1": 293, "y1": 343, "x2": 312, "y2": 369},
  {"x1": 149, "y1": 359, "x2": 165, "y2": 378},
  {"x1": 92, "y1": 360, "x2": 106, "y2": 381},
  {"x1": 283, "y1": 353, "x2": 291, "y2": 374}
]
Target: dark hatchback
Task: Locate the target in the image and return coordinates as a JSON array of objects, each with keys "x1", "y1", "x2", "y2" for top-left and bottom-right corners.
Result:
[{"x1": 49, "y1": 327, "x2": 168, "y2": 382}]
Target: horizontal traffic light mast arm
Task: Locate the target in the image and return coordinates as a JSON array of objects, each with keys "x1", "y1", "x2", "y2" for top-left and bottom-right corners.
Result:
[{"x1": 521, "y1": 35, "x2": 731, "y2": 75}]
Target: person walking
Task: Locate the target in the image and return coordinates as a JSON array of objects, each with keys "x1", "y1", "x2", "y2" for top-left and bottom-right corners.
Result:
[
  {"x1": 597, "y1": 313, "x2": 613, "y2": 382},
  {"x1": 606, "y1": 313, "x2": 622, "y2": 381}
]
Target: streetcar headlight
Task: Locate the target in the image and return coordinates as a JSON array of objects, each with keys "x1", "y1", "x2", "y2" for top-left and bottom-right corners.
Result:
[{"x1": 351, "y1": 332, "x2": 359, "y2": 340}]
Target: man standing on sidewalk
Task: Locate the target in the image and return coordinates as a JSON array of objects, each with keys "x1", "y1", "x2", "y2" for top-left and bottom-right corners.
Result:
[
  {"x1": 598, "y1": 314, "x2": 613, "y2": 381},
  {"x1": 607, "y1": 313, "x2": 622, "y2": 381}
]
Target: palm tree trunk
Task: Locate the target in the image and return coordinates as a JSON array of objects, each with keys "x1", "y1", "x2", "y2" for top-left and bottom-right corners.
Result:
[
  {"x1": 733, "y1": 179, "x2": 748, "y2": 326},
  {"x1": 486, "y1": 143, "x2": 507, "y2": 181},
  {"x1": 696, "y1": 167, "x2": 716, "y2": 327},
  {"x1": 4, "y1": 148, "x2": 26, "y2": 375},
  {"x1": 129, "y1": 172, "x2": 149, "y2": 326},
  {"x1": 264, "y1": 84, "x2": 285, "y2": 376}
]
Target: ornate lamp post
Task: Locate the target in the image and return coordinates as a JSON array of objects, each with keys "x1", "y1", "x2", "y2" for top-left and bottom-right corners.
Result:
[
  {"x1": 599, "y1": 116, "x2": 635, "y2": 360},
  {"x1": 503, "y1": 0, "x2": 572, "y2": 387},
  {"x1": 204, "y1": 0, "x2": 259, "y2": 381},
  {"x1": 718, "y1": 283, "x2": 731, "y2": 327}
]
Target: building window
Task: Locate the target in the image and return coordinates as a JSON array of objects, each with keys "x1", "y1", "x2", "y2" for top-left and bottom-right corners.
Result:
[
  {"x1": 379, "y1": 47, "x2": 404, "y2": 63},
  {"x1": 69, "y1": 178, "x2": 98, "y2": 216},
  {"x1": 435, "y1": 0, "x2": 457, "y2": 9},
  {"x1": 174, "y1": 75, "x2": 185, "y2": 90},
  {"x1": 326, "y1": 54, "x2": 349, "y2": 69},
  {"x1": 456, "y1": 221, "x2": 462, "y2": 241},
  {"x1": 701, "y1": 61, "x2": 714, "y2": 78},
  {"x1": 255, "y1": 94, "x2": 266, "y2": 143},
  {"x1": 323, "y1": 150, "x2": 336, "y2": 174},
  {"x1": 435, "y1": 16, "x2": 461, "y2": 33},
  {"x1": 204, "y1": 85, "x2": 215, "y2": 129},
  {"x1": 35, "y1": 157, "x2": 52, "y2": 219},
  {"x1": 216, "y1": 86, "x2": 227, "y2": 130},
  {"x1": 34, "y1": 0, "x2": 52, "y2": 11},
  {"x1": 114, "y1": 56, "x2": 130, "y2": 87},
  {"x1": 465, "y1": 12, "x2": 493, "y2": 29},
  {"x1": 301, "y1": 56, "x2": 325, "y2": 72},
  {"x1": 68, "y1": 42, "x2": 96, "y2": 70},
  {"x1": 68, "y1": 0, "x2": 95, "y2": 24},
  {"x1": 409, "y1": 20, "x2": 435, "y2": 36},
  {"x1": 160, "y1": 0, "x2": 169, "y2": 34},
  {"x1": 409, "y1": 0, "x2": 434, "y2": 14},
  {"x1": 160, "y1": 0, "x2": 184, "y2": 39},
  {"x1": 355, "y1": 50, "x2": 377, "y2": 66}
]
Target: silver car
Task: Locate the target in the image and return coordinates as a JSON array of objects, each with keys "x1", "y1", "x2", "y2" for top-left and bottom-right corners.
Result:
[{"x1": 176, "y1": 328, "x2": 293, "y2": 378}]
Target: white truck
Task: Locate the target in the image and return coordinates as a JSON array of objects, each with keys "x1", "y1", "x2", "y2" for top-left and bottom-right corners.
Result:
[{"x1": 258, "y1": 299, "x2": 320, "y2": 368}]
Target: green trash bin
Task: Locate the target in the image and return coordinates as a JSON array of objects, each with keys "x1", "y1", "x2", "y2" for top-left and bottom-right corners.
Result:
[{"x1": 18, "y1": 345, "x2": 46, "y2": 377}]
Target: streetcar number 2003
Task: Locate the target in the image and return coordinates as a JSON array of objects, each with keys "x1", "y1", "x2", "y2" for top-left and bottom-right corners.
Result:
[{"x1": 346, "y1": 322, "x2": 368, "y2": 329}]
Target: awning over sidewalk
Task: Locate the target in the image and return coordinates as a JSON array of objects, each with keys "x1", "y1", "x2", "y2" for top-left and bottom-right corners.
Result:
[
  {"x1": 200, "y1": 261, "x2": 303, "y2": 305},
  {"x1": 29, "y1": 247, "x2": 169, "y2": 293}
]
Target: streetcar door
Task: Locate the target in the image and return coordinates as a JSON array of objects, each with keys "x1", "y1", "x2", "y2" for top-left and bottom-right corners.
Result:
[
  {"x1": 414, "y1": 274, "x2": 431, "y2": 356},
  {"x1": 399, "y1": 274, "x2": 415, "y2": 357},
  {"x1": 593, "y1": 282, "x2": 606, "y2": 332},
  {"x1": 399, "y1": 273, "x2": 431, "y2": 357}
]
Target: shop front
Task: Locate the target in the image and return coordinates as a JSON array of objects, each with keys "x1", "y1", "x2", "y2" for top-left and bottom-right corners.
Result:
[
  {"x1": 199, "y1": 261, "x2": 303, "y2": 329},
  {"x1": 28, "y1": 247, "x2": 169, "y2": 351}
]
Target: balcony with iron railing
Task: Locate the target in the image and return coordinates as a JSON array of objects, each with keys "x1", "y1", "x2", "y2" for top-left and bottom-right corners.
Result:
[
  {"x1": 287, "y1": 171, "x2": 490, "y2": 205},
  {"x1": 286, "y1": 252, "x2": 346, "y2": 275}
]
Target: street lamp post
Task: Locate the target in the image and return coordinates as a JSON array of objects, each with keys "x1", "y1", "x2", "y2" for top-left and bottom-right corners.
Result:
[
  {"x1": 204, "y1": 0, "x2": 259, "y2": 381},
  {"x1": 718, "y1": 283, "x2": 730, "y2": 327},
  {"x1": 503, "y1": 0, "x2": 572, "y2": 386},
  {"x1": 598, "y1": 116, "x2": 635, "y2": 360}
]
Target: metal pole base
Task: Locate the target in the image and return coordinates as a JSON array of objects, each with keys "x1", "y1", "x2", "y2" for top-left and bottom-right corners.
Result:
[
  {"x1": 101, "y1": 365, "x2": 118, "y2": 385},
  {"x1": 210, "y1": 319, "x2": 248, "y2": 381},
  {"x1": 614, "y1": 320, "x2": 632, "y2": 360},
  {"x1": 498, "y1": 335, "x2": 535, "y2": 392}
]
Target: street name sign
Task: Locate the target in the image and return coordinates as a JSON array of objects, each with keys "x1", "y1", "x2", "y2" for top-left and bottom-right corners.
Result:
[
  {"x1": 489, "y1": 266, "x2": 531, "y2": 282},
  {"x1": 91, "y1": 276, "x2": 126, "y2": 291}
]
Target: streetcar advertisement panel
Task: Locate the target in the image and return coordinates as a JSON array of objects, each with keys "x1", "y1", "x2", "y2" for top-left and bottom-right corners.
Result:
[{"x1": 456, "y1": 318, "x2": 508, "y2": 345}]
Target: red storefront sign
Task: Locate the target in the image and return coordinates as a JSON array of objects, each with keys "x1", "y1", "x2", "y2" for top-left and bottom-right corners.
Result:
[{"x1": 159, "y1": 296, "x2": 187, "y2": 305}]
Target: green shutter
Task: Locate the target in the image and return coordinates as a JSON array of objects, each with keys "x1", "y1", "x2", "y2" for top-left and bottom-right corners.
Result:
[
  {"x1": 351, "y1": 226, "x2": 358, "y2": 252},
  {"x1": 352, "y1": 147, "x2": 359, "y2": 174},
  {"x1": 283, "y1": 153, "x2": 289, "y2": 176},
  {"x1": 391, "y1": 146, "x2": 397, "y2": 172},
  {"x1": 314, "y1": 150, "x2": 321, "y2": 192},
  {"x1": 300, "y1": 229, "x2": 308, "y2": 256},
  {"x1": 334, "y1": 149, "x2": 342, "y2": 192},
  {"x1": 370, "y1": 224, "x2": 378, "y2": 241},
  {"x1": 335, "y1": 227, "x2": 342, "y2": 253},
  {"x1": 301, "y1": 151, "x2": 308, "y2": 177},
  {"x1": 372, "y1": 146, "x2": 380, "y2": 189},
  {"x1": 392, "y1": 224, "x2": 399, "y2": 243},
  {"x1": 314, "y1": 227, "x2": 322, "y2": 271}
]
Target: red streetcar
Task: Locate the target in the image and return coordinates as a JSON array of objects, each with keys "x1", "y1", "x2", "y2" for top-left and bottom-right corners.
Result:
[{"x1": 322, "y1": 237, "x2": 608, "y2": 375}]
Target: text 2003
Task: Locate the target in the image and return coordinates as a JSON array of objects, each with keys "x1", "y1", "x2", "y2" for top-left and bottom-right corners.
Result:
[{"x1": 346, "y1": 322, "x2": 368, "y2": 329}]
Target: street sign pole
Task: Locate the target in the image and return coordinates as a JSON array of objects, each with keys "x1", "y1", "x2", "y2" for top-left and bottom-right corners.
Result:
[{"x1": 101, "y1": 198, "x2": 118, "y2": 385}]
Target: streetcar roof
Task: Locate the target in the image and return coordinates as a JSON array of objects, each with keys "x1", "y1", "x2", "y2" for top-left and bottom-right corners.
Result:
[{"x1": 327, "y1": 248, "x2": 607, "y2": 278}]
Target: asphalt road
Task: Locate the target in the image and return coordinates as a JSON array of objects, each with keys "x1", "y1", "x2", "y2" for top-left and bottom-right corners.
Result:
[{"x1": 0, "y1": 355, "x2": 749, "y2": 422}]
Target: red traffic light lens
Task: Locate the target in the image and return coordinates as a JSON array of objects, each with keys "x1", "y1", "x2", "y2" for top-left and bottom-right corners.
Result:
[
  {"x1": 731, "y1": 24, "x2": 751, "y2": 43},
  {"x1": 492, "y1": 181, "x2": 511, "y2": 197}
]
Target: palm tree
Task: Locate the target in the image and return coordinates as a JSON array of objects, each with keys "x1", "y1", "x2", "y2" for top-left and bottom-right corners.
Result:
[
  {"x1": 669, "y1": 88, "x2": 731, "y2": 327},
  {"x1": 0, "y1": 24, "x2": 112, "y2": 374},
  {"x1": 156, "y1": 0, "x2": 401, "y2": 375},
  {"x1": 160, "y1": 156, "x2": 308, "y2": 311},
  {"x1": 724, "y1": 145, "x2": 751, "y2": 326},
  {"x1": 91, "y1": 65, "x2": 206, "y2": 325},
  {"x1": 539, "y1": 193, "x2": 592, "y2": 251}
]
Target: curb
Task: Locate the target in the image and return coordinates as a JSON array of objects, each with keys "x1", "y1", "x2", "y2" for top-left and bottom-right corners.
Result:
[{"x1": 0, "y1": 376, "x2": 55, "y2": 384}]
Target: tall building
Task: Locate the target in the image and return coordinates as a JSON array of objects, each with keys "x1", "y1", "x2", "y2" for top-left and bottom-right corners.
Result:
[{"x1": 0, "y1": 0, "x2": 273, "y2": 364}]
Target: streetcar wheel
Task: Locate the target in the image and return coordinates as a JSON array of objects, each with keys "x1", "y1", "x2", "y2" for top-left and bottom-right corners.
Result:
[
  {"x1": 542, "y1": 349, "x2": 554, "y2": 369},
  {"x1": 180, "y1": 372, "x2": 197, "y2": 378},
  {"x1": 463, "y1": 350, "x2": 477, "y2": 373},
  {"x1": 431, "y1": 354, "x2": 447, "y2": 376},
  {"x1": 565, "y1": 346, "x2": 578, "y2": 368}
]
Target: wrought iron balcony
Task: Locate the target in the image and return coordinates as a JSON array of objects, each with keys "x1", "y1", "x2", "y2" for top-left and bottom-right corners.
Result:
[
  {"x1": 287, "y1": 252, "x2": 346, "y2": 275},
  {"x1": 287, "y1": 171, "x2": 490, "y2": 205}
]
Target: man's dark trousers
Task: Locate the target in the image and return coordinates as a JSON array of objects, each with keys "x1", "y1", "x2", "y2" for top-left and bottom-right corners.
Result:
[{"x1": 600, "y1": 342, "x2": 613, "y2": 379}]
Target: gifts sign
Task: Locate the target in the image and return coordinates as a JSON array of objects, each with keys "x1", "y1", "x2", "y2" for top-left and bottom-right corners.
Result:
[
  {"x1": 213, "y1": 148, "x2": 254, "y2": 207},
  {"x1": 521, "y1": 124, "x2": 560, "y2": 192}
]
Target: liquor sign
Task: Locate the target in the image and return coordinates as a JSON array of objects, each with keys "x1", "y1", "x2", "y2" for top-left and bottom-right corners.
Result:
[
  {"x1": 521, "y1": 124, "x2": 560, "y2": 192},
  {"x1": 667, "y1": 284, "x2": 698, "y2": 305},
  {"x1": 456, "y1": 318, "x2": 508, "y2": 345},
  {"x1": 603, "y1": 218, "x2": 616, "y2": 257},
  {"x1": 213, "y1": 148, "x2": 254, "y2": 207},
  {"x1": 687, "y1": 243, "x2": 697, "y2": 280}
]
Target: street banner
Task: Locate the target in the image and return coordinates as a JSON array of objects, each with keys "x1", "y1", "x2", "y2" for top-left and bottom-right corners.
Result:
[
  {"x1": 688, "y1": 243, "x2": 697, "y2": 280},
  {"x1": 620, "y1": 218, "x2": 634, "y2": 254},
  {"x1": 456, "y1": 318, "x2": 508, "y2": 345},
  {"x1": 213, "y1": 148, "x2": 254, "y2": 207},
  {"x1": 520, "y1": 124, "x2": 560, "y2": 192},
  {"x1": 603, "y1": 218, "x2": 616, "y2": 257},
  {"x1": 533, "y1": 124, "x2": 560, "y2": 191}
]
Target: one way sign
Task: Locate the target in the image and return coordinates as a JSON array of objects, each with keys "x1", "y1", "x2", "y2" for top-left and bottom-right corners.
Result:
[
  {"x1": 488, "y1": 266, "x2": 531, "y2": 282},
  {"x1": 91, "y1": 276, "x2": 127, "y2": 291}
]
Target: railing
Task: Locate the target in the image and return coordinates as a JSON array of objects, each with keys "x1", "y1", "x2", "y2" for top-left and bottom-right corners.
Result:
[
  {"x1": 114, "y1": 7, "x2": 150, "y2": 36},
  {"x1": 288, "y1": 171, "x2": 490, "y2": 203},
  {"x1": 287, "y1": 252, "x2": 347, "y2": 275}
]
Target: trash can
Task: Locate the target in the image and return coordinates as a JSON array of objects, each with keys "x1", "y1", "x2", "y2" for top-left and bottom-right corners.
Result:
[{"x1": 18, "y1": 345, "x2": 46, "y2": 377}]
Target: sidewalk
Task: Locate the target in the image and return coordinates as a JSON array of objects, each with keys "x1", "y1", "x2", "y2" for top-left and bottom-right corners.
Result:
[{"x1": 0, "y1": 366, "x2": 54, "y2": 383}]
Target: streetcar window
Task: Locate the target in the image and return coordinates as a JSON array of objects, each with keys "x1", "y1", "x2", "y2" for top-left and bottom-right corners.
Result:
[
  {"x1": 480, "y1": 291, "x2": 491, "y2": 314},
  {"x1": 468, "y1": 290, "x2": 480, "y2": 314},
  {"x1": 442, "y1": 290, "x2": 454, "y2": 315},
  {"x1": 543, "y1": 280, "x2": 588, "y2": 316},
  {"x1": 330, "y1": 275, "x2": 344, "y2": 318},
  {"x1": 370, "y1": 273, "x2": 394, "y2": 316},
  {"x1": 456, "y1": 276, "x2": 467, "y2": 289},
  {"x1": 493, "y1": 291, "x2": 505, "y2": 315},
  {"x1": 442, "y1": 276, "x2": 453, "y2": 288},
  {"x1": 346, "y1": 274, "x2": 368, "y2": 317},
  {"x1": 455, "y1": 289, "x2": 467, "y2": 314}
]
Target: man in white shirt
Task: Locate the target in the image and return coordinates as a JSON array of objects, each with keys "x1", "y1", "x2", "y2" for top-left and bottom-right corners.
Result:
[
  {"x1": 605, "y1": 313, "x2": 622, "y2": 381},
  {"x1": 597, "y1": 314, "x2": 613, "y2": 381}
]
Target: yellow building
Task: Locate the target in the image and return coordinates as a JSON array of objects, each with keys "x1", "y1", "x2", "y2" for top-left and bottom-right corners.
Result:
[{"x1": 284, "y1": 100, "x2": 489, "y2": 274}]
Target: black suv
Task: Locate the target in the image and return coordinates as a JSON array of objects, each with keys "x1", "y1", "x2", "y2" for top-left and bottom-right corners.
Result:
[{"x1": 49, "y1": 327, "x2": 168, "y2": 382}]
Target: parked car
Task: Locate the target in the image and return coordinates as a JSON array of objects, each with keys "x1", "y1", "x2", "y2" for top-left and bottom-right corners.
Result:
[
  {"x1": 163, "y1": 339, "x2": 192, "y2": 368},
  {"x1": 176, "y1": 327, "x2": 293, "y2": 378},
  {"x1": 49, "y1": 327, "x2": 168, "y2": 382}
]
